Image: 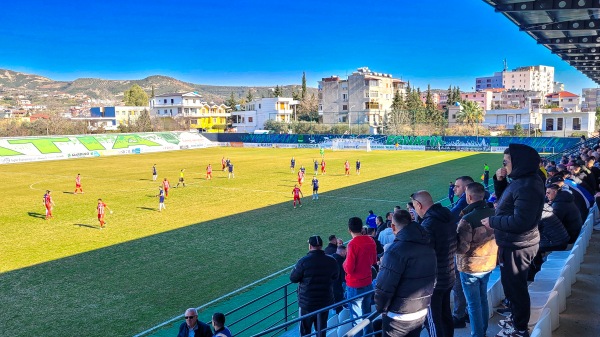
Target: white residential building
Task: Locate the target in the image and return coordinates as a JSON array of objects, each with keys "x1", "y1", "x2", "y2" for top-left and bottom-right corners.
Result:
[
  {"x1": 489, "y1": 89, "x2": 544, "y2": 110},
  {"x1": 540, "y1": 109, "x2": 595, "y2": 137},
  {"x1": 150, "y1": 92, "x2": 230, "y2": 132},
  {"x1": 483, "y1": 108, "x2": 540, "y2": 131},
  {"x1": 502, "y1": 65, "x2": 554, "y2": 95},
  {"x1": 318, "y1": 67, "x2": 406, "y2": 133},
  {"x1": 231, "y1": 97, "x2": 299, "y2": 133}
]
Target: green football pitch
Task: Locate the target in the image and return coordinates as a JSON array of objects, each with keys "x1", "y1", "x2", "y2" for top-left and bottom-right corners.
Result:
[{"x1": 0, "y1": 147, "x2": 502, "y2": 337}]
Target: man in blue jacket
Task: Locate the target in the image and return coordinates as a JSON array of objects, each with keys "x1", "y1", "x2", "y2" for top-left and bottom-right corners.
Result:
[
  {"x1": 482, "y1": 144, "x2": 544, "y2": 337},
  {"x1": 177, "y1": 308, "x2": 212, "y2": 337}
]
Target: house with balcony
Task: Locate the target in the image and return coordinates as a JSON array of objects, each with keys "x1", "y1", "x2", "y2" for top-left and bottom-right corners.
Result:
[
  {"x1": 545, "y1": 91, "x2": 581, "y2": 112},
  {"x1": 318, "y1": 67, "x2": 406, "y2": 133},
  {"x1": 482, "y1": 108, "x2": 540, "y2": 132},
  {"x1": 231, "y1": 97, "x2": 299, "y2": 133},
  {"x1": 150, "y1": 92, "x2": 230, "y2": 132}
]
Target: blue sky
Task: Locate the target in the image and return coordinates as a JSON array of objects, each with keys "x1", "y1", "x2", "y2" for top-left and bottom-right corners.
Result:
[{"x1": 0, "y1": 0, "x2": 597, "y2": 94}]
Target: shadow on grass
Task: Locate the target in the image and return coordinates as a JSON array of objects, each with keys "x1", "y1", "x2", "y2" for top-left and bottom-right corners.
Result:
[
  {"x1": 74, "y1": 223, "x2": 100, "y2": 230},
  {"x1": 63, "y1": 191, "x2": 75, "y2": 194},
  {"x1": 0, "y1": 153, "x2": 501, "y2": 337},
  {"x1": 27, "y1": 212, "x2": 46, "y2": 219}
]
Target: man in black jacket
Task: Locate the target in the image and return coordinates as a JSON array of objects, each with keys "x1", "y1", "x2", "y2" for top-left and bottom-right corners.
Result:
[
  {"x1": 375, "y1": 210, "x2": 437, "y2": 337},
  {"x1": 411, "y1": 190, "x2": 456, "y2": 337},
  {"x1": 482, "y1": 144, "x2": 544, "y2": 337},
  {"x1": 290, "y1": 235, "x2": 339, "y2": 337},
  {"x1": 332, "y1": 245, "x2": 347, "y2": 314},
  {"x1": 324, "y1": 235, "x2": 338, "y2": 255}
]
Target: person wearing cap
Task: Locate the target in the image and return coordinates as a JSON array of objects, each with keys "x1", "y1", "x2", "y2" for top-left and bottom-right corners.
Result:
[
  {"x1": 290, "y1": 235, "x2": 339, "y2": 337},
  {"x1": 481, "y1": 144, "x2": 544, "y2": 337},
  {"x1": 546, "y1": 183, "x2": 583, "y2": 244}
]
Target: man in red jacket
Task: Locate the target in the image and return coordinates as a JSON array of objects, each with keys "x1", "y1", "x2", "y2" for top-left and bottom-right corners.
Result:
[{"x1": 343, "y1": 217, "x2": 377, "y2": 336}]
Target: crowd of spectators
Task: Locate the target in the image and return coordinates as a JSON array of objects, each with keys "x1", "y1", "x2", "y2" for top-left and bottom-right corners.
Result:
[{"x1": 286, "y1": 142, "x2": 590, "y2": 337}]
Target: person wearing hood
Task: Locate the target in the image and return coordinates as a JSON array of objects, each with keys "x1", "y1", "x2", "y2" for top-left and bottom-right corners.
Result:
[
  {"x1": 481, "y1": 144, "x2": 544, "y2": 337},
  {"x1": 375, "y1": 210, "x2": 437, "y2": 337},
  {"x1": 411, "y1": 190, "x2": 456, "y2": 337}
]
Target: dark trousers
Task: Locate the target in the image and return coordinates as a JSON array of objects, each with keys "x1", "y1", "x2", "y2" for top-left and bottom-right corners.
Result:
[
  {"x1": 382, "y1": 314, "x2": 425, "y2": 337},
  {"x1": 452, "y1": 265, "x2": 467, "y2": 319},
  {"x1": 299, "y1": 307, "x2": 329, "y2": 337},
  {"x1": 499, "y1": 245, "x2": 538, "y2": 331},
  {"x1": 427, "y1": 287, "x2": 453, "y2": 337}
]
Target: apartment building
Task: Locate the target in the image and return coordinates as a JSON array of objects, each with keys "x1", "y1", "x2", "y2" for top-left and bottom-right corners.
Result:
[
  {"x1": 460, "y1": 91, "x2": 493, "y2": 111},
  {"x1": 150, "y1": 92, "x2": 230, "y2": 132},
  {"x1": 90, "y1": 106, "x2": 150, "y2": 128},
  {"x1": 490, "y1": 89, "x2": 544, "y2": 110},
  {"x1": 231, "y1": 97, "x2": 299, "y2": 133},
  {"x1": 582, "y1": 88, "x2": 600, "y2": 112},
  {"x1": 475, "y1": 72, "x2": 503, "y2": 90},
  {"x1": 318, "y1": 67, "x2": 406, "y2": 132},
  {"x1": 545, "y1": 91, "x2": 580, "y2": 112},
  {"x1": 502, "y1": 65, "x2": 554, "y2": 95}
]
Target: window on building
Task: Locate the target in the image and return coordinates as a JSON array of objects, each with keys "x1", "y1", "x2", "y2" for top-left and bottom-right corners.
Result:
[
  {"x1": 163, "y1": 99, "x2": 167, "y2": 104},
  {"x1": 546, "y1": 118, "x2": 554, "y2": 131},
  {"x1": 171, "y1": 99, "x2": 174, "y2": 104},
  {"x1": 318, "y1": 104, "x2": 323, "y2": 111},
  {"x1": 573, "y1": 118, "x2": 581, "y2": 130},
  {"x1": 557, "y1": 118, "x2": 563, "y2": 131},
  {"x1": 343, "y1": 105, "x2": 348, "y2": 111},
  {"x1": 258, "y1": 104, "x2": 261, "y2": 109},
  {"x1": 342, "y1": 93, "x2": 348, "y2": 101},
  {"x1": 248, "y1": 117, "x2": 253, "y2": 123}
]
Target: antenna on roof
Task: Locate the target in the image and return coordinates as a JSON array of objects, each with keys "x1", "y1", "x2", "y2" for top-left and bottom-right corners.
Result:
[{"x1": 503, "y1": 58, "x2": 508, "y2": 72}]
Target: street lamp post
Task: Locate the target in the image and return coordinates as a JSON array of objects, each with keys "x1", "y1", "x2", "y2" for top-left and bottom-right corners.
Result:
[{"x1": 349, "y1": 105, "x2": 355, "y2": 135}]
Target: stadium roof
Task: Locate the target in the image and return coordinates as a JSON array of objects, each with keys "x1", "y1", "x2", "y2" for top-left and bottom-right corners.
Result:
[{"x1": 483, "y1": 0, "x2": 600, "y2": 85}]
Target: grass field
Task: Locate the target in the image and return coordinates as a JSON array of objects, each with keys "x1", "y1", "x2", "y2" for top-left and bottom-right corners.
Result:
[{"x1": 0, "y1": 147, "x2": 502, "y2": 336}]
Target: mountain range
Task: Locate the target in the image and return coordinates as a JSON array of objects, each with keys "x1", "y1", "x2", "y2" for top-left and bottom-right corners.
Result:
[{"x1": 0, "y1": 69, "x2": 316, "y2": 105}]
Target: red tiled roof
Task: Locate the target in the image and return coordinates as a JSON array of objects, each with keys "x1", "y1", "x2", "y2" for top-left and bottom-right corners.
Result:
[{"x1": 545, "y1": 91, "x2": 579, "y2": 98}]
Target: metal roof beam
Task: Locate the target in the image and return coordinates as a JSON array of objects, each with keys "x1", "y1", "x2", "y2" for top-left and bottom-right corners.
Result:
[
  {"x1": 559, "y1": 55, "x2": 600, "y2": 60},
  {"x1": 521, "y1": 19, "x2": 600, "y2": 31},
  {"x1": 495, "y1": 0, "x2": 598, "y2": 13},
  {"x1": 552, "y1": 47, "x2": 600, "y2": 54},
  {"x1": 539, "y1": 35, "x2": 600, "y2": 44}
]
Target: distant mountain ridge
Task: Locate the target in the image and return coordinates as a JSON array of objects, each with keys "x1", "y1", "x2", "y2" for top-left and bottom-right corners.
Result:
[{"x1": 0, "y1": 69, "x2": 316, "y2": 104}]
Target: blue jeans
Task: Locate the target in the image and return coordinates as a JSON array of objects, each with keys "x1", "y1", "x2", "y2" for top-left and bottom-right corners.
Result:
[
  {"x1": 346, "y1": 284, "x2": 373, "y2": 336},
  {"x1": 459, "y1": 271, "x2": 491, "y2": 337}
]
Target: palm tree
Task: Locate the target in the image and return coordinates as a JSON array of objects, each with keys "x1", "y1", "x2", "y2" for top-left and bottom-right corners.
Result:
[{"x1": 456, "y1": 100, "x2": 484, "y2": 127}]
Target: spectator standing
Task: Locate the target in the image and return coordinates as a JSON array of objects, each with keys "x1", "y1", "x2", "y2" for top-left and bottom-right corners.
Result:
[
  {"x1": 290, "y1": 235, "x2": 339, "y2": 337},
  {"x1": 343, "y1": 217, "x2": 377, "y2": 335},
  {"x1": 482, "y1": 144, "x2": 544, "y2": 337},
  {"x1": 332, "y1": 245, "x2": 347, "y2": 314},
  {"x1": 449, "y1": 176, "x2": 475, "y2": 328},
  {"x1": 375, "y1": 210, "x2": 437, "y2": 337},
  {"x1": 411, "y1": 190, "x2": 456, "y2": 337},
  {"x1": 448, "y1": 182, "x2": 455, "y2": 207},
  {"x1": 366, "y1": 210, "x2": 378, "y2": 229},
  {"x1": 456, "y1": 182, "x2": 497, "y2": 337},
  {"x1": 211, "y1": 313, "x2": 232, "y2": 337},
  {"x1": 324, "y1": 235, "x2": 338, "y2": 255},
  {"x1": 378, "y1": 220, "x2": 395, "y2": 248},
  {"x1": 177, "y1": 308, "x2": 212, "y2": 337}
]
